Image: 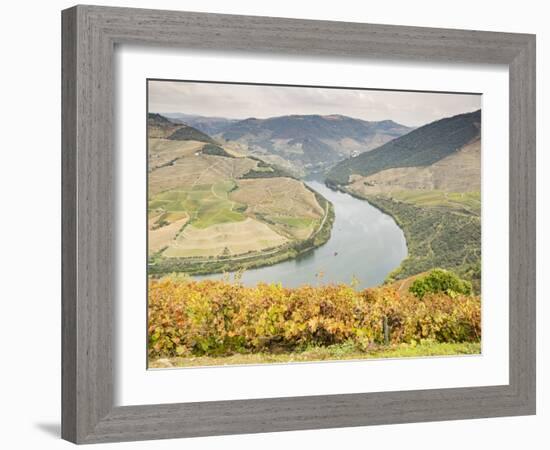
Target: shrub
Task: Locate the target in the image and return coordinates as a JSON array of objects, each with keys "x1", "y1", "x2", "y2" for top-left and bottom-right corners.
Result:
[
  {"x1": 148, "y1": 278, "x2": 481, "y2": 359},
  {"x1": 409, "y1": 269, "x2": 472, "y2": 299},
  {"x1": 200, "y1": 143, "x2": 235, "y2": 158}
]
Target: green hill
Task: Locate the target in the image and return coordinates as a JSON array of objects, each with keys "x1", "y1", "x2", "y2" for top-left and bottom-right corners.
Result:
[
  {"x1": 326, "y1": 109, "x2": 481, "y2": 186},
  {"x1": 147, "y1": 113, "x2": 218, "y2": 144},
  {"x1": 161, "y1": 113, "x2": 239, "y2": 135},
  {"x1": 167, "y1": 125, "x2": 218, "y2": 144}
]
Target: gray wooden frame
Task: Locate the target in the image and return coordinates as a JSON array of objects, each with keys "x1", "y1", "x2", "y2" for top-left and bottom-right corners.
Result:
[{"x1": 61, "y1": 4, "x2": 536, "y2": 444}]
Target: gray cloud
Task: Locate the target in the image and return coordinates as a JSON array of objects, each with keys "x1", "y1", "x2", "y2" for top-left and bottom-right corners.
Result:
[{"x1": 148, "y1": 80, "x2": 481, "y2": 127}]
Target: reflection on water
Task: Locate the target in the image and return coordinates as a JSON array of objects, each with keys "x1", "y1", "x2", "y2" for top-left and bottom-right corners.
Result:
[{"x1": 193, "y1": 180, "x2": 407, "y2": 289}]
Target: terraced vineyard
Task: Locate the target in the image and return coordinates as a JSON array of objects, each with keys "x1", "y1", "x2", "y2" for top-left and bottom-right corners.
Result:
[
  {"x1": 346, "y1": 190, "x2": 481, "y2": 293},
  {"x1": 147, "y1": 114, "x2": 334, "y2": 275},
  {"x1": 150, "y1": 181, "x2": 246, "y2": 230},
  {"x1": 389, "y1": 190, "x2": 481, "y2": 215}
]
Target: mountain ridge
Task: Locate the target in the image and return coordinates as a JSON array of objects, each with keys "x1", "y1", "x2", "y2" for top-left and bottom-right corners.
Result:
[
  {"x1": 326, "y1": 109, "x2": 481, "y2": 185},
  {"x1": 147, "y1": 113, "x2": 218, "y2": 144},
  {"x1": 150, "y1": 112, "x2": 414, "y2": 176},
  {"x1": 160, "y1": 113, "x2": 239, "y2": 135},
  {"x1": 217, "y1": 113, "x2": 413, "y2": 175},
  {"x1": 219, "y1": 114, "x2": 411, "y2": 141}
]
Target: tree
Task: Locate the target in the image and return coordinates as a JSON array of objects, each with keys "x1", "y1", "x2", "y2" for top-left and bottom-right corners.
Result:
[{"x1": 409, "y1": 268, "x2": 472, "y2": 299}]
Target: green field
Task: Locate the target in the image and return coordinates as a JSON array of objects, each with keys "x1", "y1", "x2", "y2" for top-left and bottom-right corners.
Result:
[
  {"x1": 148, "y1": 200, "x2": 335, "y2": 276},
  {"x1": 149, "y1": 180, "x2": 246, "y2": 230},
  {"x1": 150, "y1": 341, "x2": 481, "y2": 368},
  {"x1": 148, "y1": 169, "x2": 334, "y2": 273},
  {"x1": 390, "y1": 190, "x2": 481, "y2": 215},
  {"x1": 360, "y1": 190, "x2": 481, "y2": 291}
]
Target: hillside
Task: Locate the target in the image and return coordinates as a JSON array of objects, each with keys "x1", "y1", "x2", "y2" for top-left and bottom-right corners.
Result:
[
  {"x1": 325, "y1": 109, "x2": 483, "y2": 290},
  {"x1": 348, "y1": 138, "x2": 481, "y2": 195},
  {"x1": 366, "y1": 194, "x2": 481, "y2": 291},
  {"x1": 326, "y1": 109, "x2": 481, "y2": 185},
  {"x1": 148, "y1": 112, "x2": 175, "y2": 128},
  {"x1": 147, "y1": 115, "x2": 334, "y2": 275},
  {"x1": 219, "y1": 114, "x2": 412, "y2": 174},
  {"x1": 162, "y1": 114, "x2": 411, "y2": 175},
  {"x1": 147, "y1": 113, "x2": 217, "y2": 144},
  {"x1": 161, "y1": 112, "x2": 238, "y2": 135}
]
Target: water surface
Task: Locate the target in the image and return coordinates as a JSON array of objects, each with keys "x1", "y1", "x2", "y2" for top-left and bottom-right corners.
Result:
[{"x1": 194, "y1": 180, "x2": 407, "y2": 289}]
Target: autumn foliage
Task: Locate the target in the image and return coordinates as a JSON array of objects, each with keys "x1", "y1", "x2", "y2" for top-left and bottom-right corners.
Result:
[{"x1": 148, "y1": 277, "x2": 481, "y2": 359}]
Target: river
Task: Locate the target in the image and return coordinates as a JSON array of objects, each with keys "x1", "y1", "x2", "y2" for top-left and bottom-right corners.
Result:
[{"x1": 193, "y1": 180, "x2": 407, "y2": 289}]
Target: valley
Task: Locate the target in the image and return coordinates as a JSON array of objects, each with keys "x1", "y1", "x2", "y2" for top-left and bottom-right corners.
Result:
[
  {"x1": 148, "y1": 108, "x2": 482, "y2": 293},
  {"x1": 146, "y1": 79, "x2": 484, "y2": 367}
]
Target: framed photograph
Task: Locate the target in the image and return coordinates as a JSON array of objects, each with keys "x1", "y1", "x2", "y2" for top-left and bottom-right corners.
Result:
[{"x1": 62, "y1": 5, "x2": 536, "y2": 444}]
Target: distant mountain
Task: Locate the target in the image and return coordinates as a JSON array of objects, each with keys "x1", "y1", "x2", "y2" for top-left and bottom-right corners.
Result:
[
  {"x1": 167, "y1": 126, "x2": 217, "y2": 144},
  {"x1": 326, "y1": 109, "x2": 481, "y2": 186},
  {"x1": 216, "y1": 114, "x2": 413, "y2": 174},
  {"x1": 161, "y1": 113, "x2": 238, "y2": 135},
  {"x1": 147, "y1": 113, "x2": 217, "y2": 144},
  {"x1": 222, "y1": 115, "x2": 407, "y2": 141}
]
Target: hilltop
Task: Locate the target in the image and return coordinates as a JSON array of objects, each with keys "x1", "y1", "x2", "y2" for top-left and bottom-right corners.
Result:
[
  {"x1": 161, "y1": 112, "x2": 239, "y2": 135},
  {"x1": 221, "y1": 114, "x2": 409, "y2": 142},
  {"x1": 147, "y1": 113, "x2": 217, "y2": 144},
  {"x1": 326, "y1": 109, "x2": 481, "y2": 186}
]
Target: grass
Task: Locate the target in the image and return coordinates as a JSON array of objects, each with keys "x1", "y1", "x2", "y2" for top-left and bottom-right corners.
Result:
[
  {"x1": 149, "y1": 181, "x2": 247, "y2": 229},
  {"x1": 231, "y1": 177, "x2": 326, "y2": 239},
  {"x1": 147, "y1": 139, "x2": 205, "y2": 170},
  {"x1": 362, "y1": 191, "x2": 481, "y2": 290},
  {"x1": 390, "y1": 190, "x2": 481, "y2": 215},
  {"x1": 147, "y1": 147, "x2": 257, "y2": 194},
  {"x1": 271, "y1": 216, "x2": 315, "y2": 228},
  {"x1": 149, "y1": 341, "x2": 481, "y2": 368},
  {"x1": 148, "y1": 216, "x2": 189, "y2": 253}
]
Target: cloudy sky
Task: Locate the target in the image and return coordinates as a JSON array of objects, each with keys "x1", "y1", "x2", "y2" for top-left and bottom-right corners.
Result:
[{"x1": 148, "y1": 80, "x2": 481, "y2": 127}]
